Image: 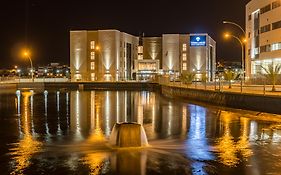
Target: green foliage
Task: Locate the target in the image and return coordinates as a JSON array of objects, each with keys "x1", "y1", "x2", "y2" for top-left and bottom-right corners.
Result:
[
  {"x1": 223, "y1": 69, "x2": 237, "y2": 88},
  {"x1": 180, "y1": 72, "x2": 195, "y2": 86},
  {"x1": 261, "y1": 63, "x2": 281, "y2": 92}
]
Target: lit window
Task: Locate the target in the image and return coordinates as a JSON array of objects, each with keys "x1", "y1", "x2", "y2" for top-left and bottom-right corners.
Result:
[
  {"x1": 91, "y1": 73, "x2": 95, "y2": 81},
  {"x1": 182, "y1": 53, "x2": 187, "y2": 61},
  {"x1": 272, "y1": 42, "x2": 281, "y2": 51},
  {"x1": 91, "y1": 62, "x2": 95, "y2": 70},
  {"x1": 91, "y1": 52, "x2": 95, "y2": 60},
  {"x1": 138, "y1": 46, "x2": 143, "y2": 54},
  {"x1": 254, "y1": 47, "x2": 259, "y2": 55},
  {"x1": 182, "y1": 62, "x2": 187, "y2": 70},
  {"x1": 90, "y1": 41, "x2": 95, "y2": 49},
  {"x1": 183, "y1": 44, "x2": 187, "y2": 51}
]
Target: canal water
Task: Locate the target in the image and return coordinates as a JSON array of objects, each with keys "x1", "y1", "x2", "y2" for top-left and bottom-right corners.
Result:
[{"x1": 1, "y1": 90, "x2": 281, "y2": 175}]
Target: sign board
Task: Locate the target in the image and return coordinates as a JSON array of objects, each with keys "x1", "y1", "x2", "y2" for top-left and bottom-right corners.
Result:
[{"x1": 190, "y1": 35, "x2": 207, "y2": 47}]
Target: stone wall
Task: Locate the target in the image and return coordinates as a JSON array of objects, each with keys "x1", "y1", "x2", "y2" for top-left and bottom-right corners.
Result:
[{"x1": 161, "y1": 85, "x2": 281, "y2": 114}]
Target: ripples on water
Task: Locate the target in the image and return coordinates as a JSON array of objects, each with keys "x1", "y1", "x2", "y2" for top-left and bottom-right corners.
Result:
[{"x1": 1, "y1": 90, "x2": 281, "y2": 174}]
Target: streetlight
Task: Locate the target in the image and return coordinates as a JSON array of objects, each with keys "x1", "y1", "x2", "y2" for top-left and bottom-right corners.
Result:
[
  {"x1": 223, "y1": 21, "x2": 246, "y2": 78},
  {"x1": 224, "y1": 33, "x2": 246, "y2": 92},
  {"x1": 23, "y1": 50, "x2": 34, "y2": 82},
  {"x1": 223, "y1": 21, "x2": 246, "y2": 34}
]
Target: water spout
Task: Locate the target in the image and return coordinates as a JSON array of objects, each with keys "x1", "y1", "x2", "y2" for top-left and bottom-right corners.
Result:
[{"x1": 109, "y1": 123, "x2": 148, "y2": 147}]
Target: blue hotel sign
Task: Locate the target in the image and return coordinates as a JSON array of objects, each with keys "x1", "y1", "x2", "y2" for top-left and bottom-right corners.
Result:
[{"x1": 190, "y1": 35, "x2": 206, "y2": 47}]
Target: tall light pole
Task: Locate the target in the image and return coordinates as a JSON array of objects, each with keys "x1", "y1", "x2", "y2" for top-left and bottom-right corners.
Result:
[
  {"x1": 224, "y1": 33, "x2": 246, "y2": 91},
  {"x1": 223, "y1": 21, "x2": 246, "y2": 79},
  {"x1": 223, "y1": 21, "x2": 246, "y2": 34},
  {"x1": 23, "y1": 51, "x2": 34, "y2": 82}
]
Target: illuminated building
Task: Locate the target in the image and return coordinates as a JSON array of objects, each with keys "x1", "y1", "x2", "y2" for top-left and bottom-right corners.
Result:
[
  {"x1": 246, "y1": 0, "x2": 281, "y2": 77},
  {"x1": 70, "y1": 30, "x2": 216, "y2": 81}
]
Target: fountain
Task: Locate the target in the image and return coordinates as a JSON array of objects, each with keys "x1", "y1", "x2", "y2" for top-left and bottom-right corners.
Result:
[{"x1": 109, "y1": 123, "x2": 148, "y2": 147}]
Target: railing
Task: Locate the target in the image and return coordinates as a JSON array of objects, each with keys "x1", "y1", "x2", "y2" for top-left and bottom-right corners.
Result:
[{"x1": 158, "y1": 77, "x2": 281, "y2": 96}]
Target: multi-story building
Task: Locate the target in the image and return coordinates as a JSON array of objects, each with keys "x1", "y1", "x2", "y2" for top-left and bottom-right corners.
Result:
[
  {"x1": 246, "y1": 0, "x2": 281, "y2": 77},
  {"x1": 70, "y1": 30, "x2": 216, "y2": 81}
]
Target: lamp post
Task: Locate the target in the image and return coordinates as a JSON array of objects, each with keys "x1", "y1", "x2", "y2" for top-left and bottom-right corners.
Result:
[
  {"x1": 23, "y1": 51, "x2": 34, "y2": 82},
  {"x1": 223, "y1": 21, "x2": 246, "y2": 79},
  {"x1": 224, "y1": 33, "x2": 245, "y2": 92}
]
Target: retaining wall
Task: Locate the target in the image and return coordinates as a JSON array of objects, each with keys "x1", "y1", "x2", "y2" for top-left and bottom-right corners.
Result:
[{"x1": 161, "y1": 85, "x2": 281, "y2": 114}]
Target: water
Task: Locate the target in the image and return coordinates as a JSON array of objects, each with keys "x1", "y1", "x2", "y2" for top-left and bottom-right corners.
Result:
[{"x1": 1, "y1": 90, "x2": 281, "y2": 174}]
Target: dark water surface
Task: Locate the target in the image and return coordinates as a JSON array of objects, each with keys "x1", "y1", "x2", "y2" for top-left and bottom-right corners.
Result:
[{"x1": 1, "y1": 90, "x2": 281, "y2": 175}]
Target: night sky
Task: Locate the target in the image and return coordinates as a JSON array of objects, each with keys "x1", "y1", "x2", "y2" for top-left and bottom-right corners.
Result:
[{"x1": 0, "y1": 0, "x2": 251, "y2": 69}]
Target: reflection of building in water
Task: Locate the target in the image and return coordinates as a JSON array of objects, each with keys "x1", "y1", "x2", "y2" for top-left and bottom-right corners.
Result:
[
  {"x1": 158, "y1": 100, "x2": 183, "y2": 137},
  {"x1": 10, "y1": 91, "x2": 42, "y2": 174},
  {"x1": 70, "y1": 91, "x2": 91, "y2": 141},
  {"x1": 70, "y1": 90, "x2": 159, "y2": 140},
  {"x1": 185, "y1": 105, "x2": 214, "y2": 174}
]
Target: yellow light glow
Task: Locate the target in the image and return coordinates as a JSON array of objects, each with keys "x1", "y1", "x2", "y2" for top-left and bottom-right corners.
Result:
[
  {"x1": 224, "y1": 33, "x2": 230, "y2": 39},
  {"x1": 95, "y1": 45, "x2": 100, "y2": 51},
  {"x1": 22, "y1": 49, "x2": 31, "y2": 58}
]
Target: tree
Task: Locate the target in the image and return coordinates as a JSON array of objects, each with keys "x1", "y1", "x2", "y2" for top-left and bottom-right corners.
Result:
[
  {"x1": 201, "y1": 72, "x2": 208, "y2": 89},
  {"x1": 261, "y1": 63, "x2": 281, "y2": 92},
  {"x1": 180, "y1": 72, "x2": 195, "y2": 87},
  {"x1": 223, "y1": 69, "x2": 237, "y2": 89}
]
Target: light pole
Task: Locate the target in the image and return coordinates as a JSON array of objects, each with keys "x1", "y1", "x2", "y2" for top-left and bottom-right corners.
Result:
[
  {"x1": 23, "y1": 51, "x2": 34, "y2": 82},
  {"x1": 223, "y1": 21, "x2": 246, "y2": 79},
  {"x1": 224, "y1": 33, "x2": 245, "y2": 92}
]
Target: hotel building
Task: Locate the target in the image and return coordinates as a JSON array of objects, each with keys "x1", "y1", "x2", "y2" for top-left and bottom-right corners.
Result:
[
  {"x1": 70, "y1": 30, "x2": 216, "y2": 81},
  {"x1": 246, "y1": 0, "x2": 281, "y2": 77}
]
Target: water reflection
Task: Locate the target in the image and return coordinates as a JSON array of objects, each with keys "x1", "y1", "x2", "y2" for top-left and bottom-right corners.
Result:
[
  {"x1": 185, "y1": 105, "x2": 214, "y2": 174},
  {"x1": 5, "y1": 90, "x2": 281, "y2": 174},
  {"x1": 215, "y1": 111, "x2": 253, "y2": 167},
  {"x1": 10, "y1": 91, "x2": 42, "y2": 175}
]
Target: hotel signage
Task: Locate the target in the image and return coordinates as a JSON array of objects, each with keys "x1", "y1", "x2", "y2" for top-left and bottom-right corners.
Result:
[{"x1": 190, "y1": 35, "x2": 206, "y2": 47}]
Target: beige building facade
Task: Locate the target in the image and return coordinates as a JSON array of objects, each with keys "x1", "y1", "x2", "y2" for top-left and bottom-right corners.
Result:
[
  {"x1": 70, "y1": 30, "x2": 216, "y2": 81},
  {"x1": 246, "y1": 0, "x2": 281, "y2": 77}
]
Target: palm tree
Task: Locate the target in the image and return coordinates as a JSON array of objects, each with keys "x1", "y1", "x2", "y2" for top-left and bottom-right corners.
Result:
[
  {"x1": 223, "y1": 69, "x2": 237, "y2": 89},
  {"x1": 261, "y1": 63, "x2": 281, "y2": 92},
  {"x1": 180, "y1": 72, "x2": 195, "y2": 87},
  {"x1": 201, "y1": 72, "x2": 208, "y2": 89}
]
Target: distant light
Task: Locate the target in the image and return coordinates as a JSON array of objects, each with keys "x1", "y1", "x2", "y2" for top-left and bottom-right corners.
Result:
[{"x1": 16, "y1": 90, "x2": 21, "y2": 96}]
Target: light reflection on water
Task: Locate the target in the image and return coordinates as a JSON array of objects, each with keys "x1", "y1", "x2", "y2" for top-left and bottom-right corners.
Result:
[{"x1": 1, "y1": 90, "x2": 281, "y2": 174}]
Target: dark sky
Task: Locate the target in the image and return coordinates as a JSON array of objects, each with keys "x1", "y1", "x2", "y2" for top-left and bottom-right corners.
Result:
[{"x1": 0, "y1": 0, "x2": 251, "y2": 69}]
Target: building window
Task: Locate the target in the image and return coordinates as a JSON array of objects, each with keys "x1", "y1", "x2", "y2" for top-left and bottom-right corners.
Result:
[
  {"x1": 182, "y1": 62, "x2": 187, "y2": 71},
  {"x1": 91, "y1": 73, "x2": 95, "y2": 81},
  {"x1": 91, "y1": 62, "x2": 95, "y2": 70},
  {"x1": 260, "y1": 24, "x2": 271, "y2": 33},
  {"x1": 272, "y1": 42, "x2": 281, "y2": 51},
  {"x1": 260, "y1": 4, "x2": 271, "y2": 14},
  {"x1": 182, "y1": 53, "x2": 187, "y2": 61},
  {"x1": 254, "y1": 47, "x2": 260, "y2": 55},
  {"x1": 182, "y1": 44, "x2": 187, "y2": 51},
  {"x1": 272, "y1": 20, "x2": 281, "y2": 30},
  {"x1": 90, "y1": 41, "x2": 95, "y2": 49},
  {"x1": 248, "y1": 14, "x2": 252, "y2": 21},
  {"x1": 272, "y1": 0, "x2": 281, "y2": 9},
  {"x1": 260, "y1": 44, "x2": 271, "y2": 53},
  {"x1": 91, "y1": 52, "x2": 95, "y2": 60}
]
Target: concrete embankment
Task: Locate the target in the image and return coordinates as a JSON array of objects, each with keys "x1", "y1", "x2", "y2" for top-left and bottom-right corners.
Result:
[{"x1": 160, "y1": 84, "x2": 281, "y2": 115}]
